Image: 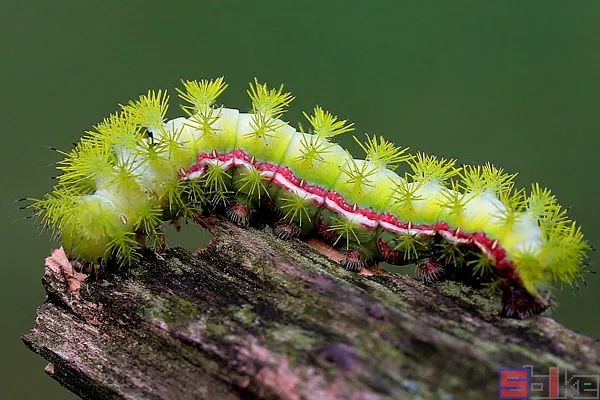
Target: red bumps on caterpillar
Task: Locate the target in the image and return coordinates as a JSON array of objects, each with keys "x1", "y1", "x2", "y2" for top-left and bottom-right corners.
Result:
[{"x1": 29, "y1": 77, "x2": 590, "y2": 319}]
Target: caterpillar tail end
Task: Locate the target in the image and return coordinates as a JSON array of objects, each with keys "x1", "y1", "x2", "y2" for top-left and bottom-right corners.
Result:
[{"x1": 500, "y1": 284, "x2": 551, "y2": 319}]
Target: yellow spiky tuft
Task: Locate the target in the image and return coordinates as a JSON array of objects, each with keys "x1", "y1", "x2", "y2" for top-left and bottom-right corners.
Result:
[
  {"x1": 304, "y1": 106, "x2": 354, "y2": 139},
  {"x1": 122, "y1": 90, "x2": 169, "y2": 130},
  {"x1": 247, "y1": 79, "x2": 294, "y2": 140},
  {"x1": 105, "y1": 230, "x2": 140, "y2": 265},
  {"x1": 177, "y1": 77, "x2": 227, "y2": 115},
  {"x1": 510, "y1": 183, "x2": 591, "y2": 292},
  {"x1": 199, "y1": 164, "x2": 231, "y2": 207},
  {"x1": 354, "y1": 133, "x2": 411, "y2": 170},
  {"x1": 177, "y1": 78, "x2": 227, "y2": 138},
  {"x1": 86, "y1": 110, "x2": 140, "y2": 149},
  {"x1": 134, "y1": 202, "x2": 163, "y2": 238},
  {"x1": 55, "y1": 140, "x2": 114, "y2": 194},
  {"x1": 527, "y1": 183, "x2": 562, "y2": 221},
  {"x1": 460, "y1": 162, "x2": 517, "y2": 195},
  {"x1": 409, "y1": 152, "x2": 459, "y2": 184},
  {"x1": 467, "y1": 251, "x2": 494, "y2": 278},
  {"x1": 29, "y1": 187, "x2": 80, "y2": 232}
]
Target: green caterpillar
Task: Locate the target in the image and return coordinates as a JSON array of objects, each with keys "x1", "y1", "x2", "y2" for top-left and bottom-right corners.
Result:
[{"x1": 30, "y1": 77, "x2": 590, "y2": 318}]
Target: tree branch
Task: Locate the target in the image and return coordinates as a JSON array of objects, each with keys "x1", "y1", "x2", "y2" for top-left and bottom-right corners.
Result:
[{"x1": 23, "y1": 216, "x2": 599, "y2": 399}]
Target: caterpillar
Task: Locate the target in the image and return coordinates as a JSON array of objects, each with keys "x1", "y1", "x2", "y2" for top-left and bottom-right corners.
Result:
[{"x1": 30, "y1": 77, "x2": 590, "y2": 319}]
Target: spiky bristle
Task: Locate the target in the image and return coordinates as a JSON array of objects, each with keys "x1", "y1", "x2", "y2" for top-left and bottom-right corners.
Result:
[
  {"x1": 246, "y1": 79, "x2": 294, "y2": 140},
  {"x1": 393, "y1": 233, "x2": 425, "y2": 261},
  {"x1": 342, "y1": 159, "x2": 378, "y2": 190},
  {"x1": 354, "y1": 133, "x2": 411, "y2": 170},
  {"x1": 409, "y1": 152, "x2": 459, "y2": 184},
  {"x1": 106, "y1": 230, "x2": 140, "y2": 265},
  {"x1": 303, "y1": 106, "x2": 354, "y2": 139},
  {"x1": 55, "y1": 140, "x2": 114, "y2": 194},
  {"x1": 199, "y1": 164, "x2": 231, "y2": 207},
  {"x1": 177, "y1": 78, "x2": 227, "y2": 138},
  {"x1": 122, "y1": 90, "x2": 169, "y2": 130},
  {"x1": 460, "y1": 162, "x2": 517, "y2": 195},
  {"x1": 279, "y1": 194, "x2": 312, "y2": 227},
  {"x1": 439, "y1": 181, "x2": 471, "y2": 221},
  {"x1": 328, "y1": 216, "x2": 363, "y2": 250},
  {"x1": 296, "y1": 133, "x2": 333, "y2": 164},
  {"x1": 389, "y1": 175, "x2": 423, "y2": 221},
  {"x1": 467, "y1": 251, "x2": 494, "y2": 279},
  {"x1": 236, "y1": 167, "x2": 269, "y2": 200},
  {"x1": 177, "y1": 77, "x2": 227, "y2": 115}
]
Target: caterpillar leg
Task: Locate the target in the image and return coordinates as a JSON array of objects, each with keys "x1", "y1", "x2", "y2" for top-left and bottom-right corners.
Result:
[
  {"x1": 273, "y1": 220, "x2": 300, "y2": 240},
  {"x1": 226, "y1": 200, "x2": 253, "y2": 227},
  {"x1": 417, "y1": 259, "x2": 445, "y2": 283},
  {"x1": 341, "y1": 249, "x2": 370, "y2": 272}
]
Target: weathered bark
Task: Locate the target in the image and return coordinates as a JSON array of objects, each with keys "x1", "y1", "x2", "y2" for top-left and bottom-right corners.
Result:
[{"x1": 23, "y1": 216, "x2": 599, "y2": 400}]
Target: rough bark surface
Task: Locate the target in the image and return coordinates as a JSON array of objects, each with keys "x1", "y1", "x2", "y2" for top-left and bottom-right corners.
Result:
[{"x1": 23, "y1": 216, "x2": 599, "y2": 400}]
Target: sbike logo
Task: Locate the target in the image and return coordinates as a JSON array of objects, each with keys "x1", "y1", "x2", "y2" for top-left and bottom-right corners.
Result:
[{"x1": 499, "y1": 365, "x2": 599, "y2": 400}]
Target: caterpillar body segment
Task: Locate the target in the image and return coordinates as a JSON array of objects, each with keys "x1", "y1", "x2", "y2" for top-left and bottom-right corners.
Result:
[{"x1": 30, "y1": 77, "x2": 590, "y2": 319}]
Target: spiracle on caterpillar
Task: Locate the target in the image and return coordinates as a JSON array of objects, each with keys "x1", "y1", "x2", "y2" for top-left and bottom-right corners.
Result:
[{"x1": 29, "y1": 77, "x2": 590, "y2": 319}]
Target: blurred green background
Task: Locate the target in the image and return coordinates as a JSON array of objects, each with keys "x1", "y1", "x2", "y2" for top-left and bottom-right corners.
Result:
[{"x1": 1, "y1": 1, "x2": 599, "y2": 398}]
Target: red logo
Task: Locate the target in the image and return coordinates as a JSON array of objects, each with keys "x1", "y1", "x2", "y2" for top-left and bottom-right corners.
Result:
[
  {"x1": 499, "y1": 366, "x2": 599, "y2": 399},
  {"x1": 500, "y1": 368, "x2": 530, "y2": 400}
]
